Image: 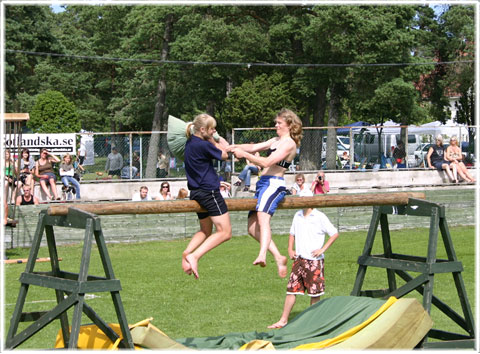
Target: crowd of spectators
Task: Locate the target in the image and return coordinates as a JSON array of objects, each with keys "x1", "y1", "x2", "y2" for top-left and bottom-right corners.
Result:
[
  {"x1": 4, "y1": 146, "x2": 85, "y2": 206},
  {"x1": 5, "y1": 134, "x2": 475, "y2": 213},
  {"x1": 131, "y1": 183, "x2": 191, "y2": 201}
]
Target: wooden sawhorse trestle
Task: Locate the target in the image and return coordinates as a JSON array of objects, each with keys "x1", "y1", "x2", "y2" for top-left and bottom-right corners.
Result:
[
  {"x1": 351, "y1": 198, "x2": 475, "y2": 349},
  {"x1": 6, "y1": 208, "x2": 134, "y2": 349}
]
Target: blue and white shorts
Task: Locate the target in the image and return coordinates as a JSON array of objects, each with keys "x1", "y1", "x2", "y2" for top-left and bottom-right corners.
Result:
[{"x1": 249, "y1": 175, "x2": 286, "y2": 217}]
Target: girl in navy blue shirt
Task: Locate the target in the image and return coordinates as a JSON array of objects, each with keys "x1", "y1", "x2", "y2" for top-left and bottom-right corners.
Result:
[{"x1": 182, "y1": 113, "x2": 232, "y2": 279}]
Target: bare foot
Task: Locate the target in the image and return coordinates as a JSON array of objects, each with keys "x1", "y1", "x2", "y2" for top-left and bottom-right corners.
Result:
[
  {"x1": 267, "y1": 320, "x2": 287, "y2": 329},
  {"x1": 253, "y1": 255, "x2": 266, "y2": 267},
  {"x1": 182, "y1": 253, "x2": 192, "y2": 275},
  {"x1": 185, "y1": 253, "x2": 199, "y2": 279},
  {"x1": 276, "y1": 255, "x2": 288, "y2": 278}
]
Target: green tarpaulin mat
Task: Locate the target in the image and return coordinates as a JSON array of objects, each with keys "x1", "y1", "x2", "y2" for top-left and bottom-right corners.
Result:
[{"x1": 176, "y1": 296, "x2": 389, "y2": 350}]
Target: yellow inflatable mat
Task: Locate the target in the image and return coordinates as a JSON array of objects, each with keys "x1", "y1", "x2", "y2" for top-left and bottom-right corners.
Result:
[{"x1": 55, "y1": 296, "x2": 431, "y2": 350}]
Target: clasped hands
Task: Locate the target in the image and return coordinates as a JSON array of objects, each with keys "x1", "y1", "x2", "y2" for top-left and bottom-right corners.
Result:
[{"x1": 226, "y1": 145, "x2": 247, "y2": 159}]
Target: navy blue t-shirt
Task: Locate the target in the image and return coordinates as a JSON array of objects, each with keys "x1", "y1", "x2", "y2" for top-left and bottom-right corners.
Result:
[{"x1": 184, "y1": 135, "x2": 223, "y2": 190}]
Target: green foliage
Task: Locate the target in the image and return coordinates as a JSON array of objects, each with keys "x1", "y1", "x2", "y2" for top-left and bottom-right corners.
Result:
[
  {"x1": 4, "y1": 4, "x2": 475, "y2": 137},
  {"x1": 5, "y1": 5, "x2": 60, "y2": 111},
  {"x1": 223, "y1": 73, "x2": 298, "y2": 129},
  {"x1": 369, "y1": 78, "x2": 427, "y2": 124},
  {"x1": 28, "y1": 90, "x2": 81, "y2": 133}
]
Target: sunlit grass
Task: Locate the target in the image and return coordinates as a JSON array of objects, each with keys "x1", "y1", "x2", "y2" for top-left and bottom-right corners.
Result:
[{"x1": 4, "y1": 225, "x2": 475, "y2": 349}]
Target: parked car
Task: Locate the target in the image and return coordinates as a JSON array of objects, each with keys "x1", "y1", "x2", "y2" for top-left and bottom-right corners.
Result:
[{"x1": 321, "y1": 143, "x2": 349, "y2": 160}]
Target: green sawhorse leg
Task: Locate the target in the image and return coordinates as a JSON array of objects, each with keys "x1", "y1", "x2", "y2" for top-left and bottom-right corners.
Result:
[
  {"x1": 351, "y1": 198, "x2": 475, "y2": 348},
  {"x1": 6, "y1": 208, "x2": 134, "y2": 349}
]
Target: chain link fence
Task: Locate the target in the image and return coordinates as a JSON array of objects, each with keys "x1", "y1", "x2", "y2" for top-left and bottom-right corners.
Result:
[
  {"x1": 67, "y1": 125, "x2": 476, "y2": 181},
  {"x1": 233, "y1": 125, "x2": 475, "y2": 173}
]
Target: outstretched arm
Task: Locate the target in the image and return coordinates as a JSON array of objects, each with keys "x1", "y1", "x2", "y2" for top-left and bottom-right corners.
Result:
[
  {"x1": 232, "y1": 139, "x2": 295, "y2": 169},
  {"x1": 228, "y1": 138, "x2": 276, "y2": 154},
  {"x1": 208, "y1": 135, "x2": 230, "y2": 160}
]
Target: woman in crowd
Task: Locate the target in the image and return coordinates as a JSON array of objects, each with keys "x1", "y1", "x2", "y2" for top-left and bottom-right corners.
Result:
[
  {"x1": 4, "y1": 149, "x2": 18, "y2": 202},
  {"x1": 291, "y1": 173, "x2": 308, "y2": 195},
  {"x1": 426, "y1": 135, "x2": 457, "y2": 183},
  {"x1": 445, "y1": 136, "x2": 476, "y2": 183},
  {"x1": 35, "y1": 148, "x2": 61, "y2": 200},
  {"x1": 59, "y1": 153, "x2": 82, "y2": 200},
  {"x1": 181, "y1": 113, "x2": 232, "y2": 279},
  {"x1": 155, "y1": 181, "x2": 173, "y2": 200},
  {"x1": 229, "y1": 108, "x2": 303, "y2": 277},
  {"x1": 311, "y1": 170, "x2": 330, "y2": 194},
  {"x1": 18, "y1": 148, "x2": 36, "y2": 194}
]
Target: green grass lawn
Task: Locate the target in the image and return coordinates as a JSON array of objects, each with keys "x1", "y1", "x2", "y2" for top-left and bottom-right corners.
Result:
[{"x1": 4, "y1": 225, "x2": 475, "y2": 349}]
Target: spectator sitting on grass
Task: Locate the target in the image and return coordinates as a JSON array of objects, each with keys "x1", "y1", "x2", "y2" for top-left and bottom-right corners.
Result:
[{"x1": 121, "y1": 163, "x2": 138, "y2": 179}]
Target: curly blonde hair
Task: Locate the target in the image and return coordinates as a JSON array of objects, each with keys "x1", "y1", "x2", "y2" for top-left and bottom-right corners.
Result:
[
  {"x1": 277, "y1": 109, "x2": 303, "y2": 147},
  {"x1": 186, "y1": 113, "x2": 217, "y2": 139}
]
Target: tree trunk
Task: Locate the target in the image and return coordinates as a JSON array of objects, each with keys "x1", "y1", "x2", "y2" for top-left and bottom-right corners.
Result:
[
  {"x1": 299, "y1": 83, "x2": 328, "y2": 170},
  {"x1": 326, "y1": 83, "x2": 341, "y2": 170},
  {"x1": 145, "y1": 14, "x2": 174, "y2": 179}
]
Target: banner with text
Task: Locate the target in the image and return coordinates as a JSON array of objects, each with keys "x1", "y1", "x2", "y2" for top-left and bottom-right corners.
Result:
[{"x1": 4, "y1": 133, "x2": 76, "y2": 155}]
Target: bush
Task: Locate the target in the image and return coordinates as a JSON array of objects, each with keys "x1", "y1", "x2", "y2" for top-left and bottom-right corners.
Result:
[{"x1": 28, "y1": 90, "x2": 81, "y2": 133}]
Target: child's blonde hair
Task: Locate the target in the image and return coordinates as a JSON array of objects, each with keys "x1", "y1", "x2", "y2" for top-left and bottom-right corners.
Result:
[
  {"x1": 186, "y1": 113, "x2": 217, "y2": 138},
  {"x1": 62, "y1": 153, "x2": 73, "y2": 164}
]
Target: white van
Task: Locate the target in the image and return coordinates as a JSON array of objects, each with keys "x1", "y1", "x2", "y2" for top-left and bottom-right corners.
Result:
[{"x1": 354, "y1": 132, "x2": 422, "y2": 164}]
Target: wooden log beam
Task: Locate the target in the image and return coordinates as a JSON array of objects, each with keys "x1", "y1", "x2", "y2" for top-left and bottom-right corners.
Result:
[{"x1": 47, "y1": 192, "x2": 425, "y2": 216}]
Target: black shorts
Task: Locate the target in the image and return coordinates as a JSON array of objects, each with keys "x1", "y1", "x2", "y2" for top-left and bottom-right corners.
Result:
[
  {"x1": 109, "y1": 169, "x2": 121, "y2": 176},
  {"x1": 190, "y1": 189, "x2": 228, "y2": 220}
]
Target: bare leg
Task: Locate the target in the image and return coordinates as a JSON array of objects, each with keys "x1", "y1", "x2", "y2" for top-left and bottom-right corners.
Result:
[
  {"x1": 443, "y1": 164, "x2": 455, "y2": 182},
  {"x1": 268, "y1": 294, "x2": 296, "y2": 329},
  {"x1": 451, "y1": 164, "x2": 458, "y2": 182},
  {"x1": 247, "y1": 213, "x2": 287, "y2": 277},
  {"x1": 459, "y1": 163, "x2": 476, "y2": 182},
  {"x1": 182, "y1": 218, "x2": 212, "y2": 275},
  {"x1": 39, "y1": 179, "x2": 52, "y2": 199},
  {"x1": 310, "y1": 296, "x2": 321, "y2": 306},
  {"x1": 455, "y1": 162, "x2": 469, "y2": 182},
  {"x1": 253, "y1": 211, "x2": 272, "y2": 267},
  {"x1": 185, "y1": 213, "x2": 232, "y2": 279},
  {"x1": 49, "y1": 178, "x2": 59, "y2": 199},
  {"x1": 27, "y1": 174, "x2": 35, "y2": 195}
]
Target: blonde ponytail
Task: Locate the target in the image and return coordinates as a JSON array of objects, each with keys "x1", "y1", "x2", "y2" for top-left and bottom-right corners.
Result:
[{"x1": 186, "y1": 122, "x2": 195, "y2": 139}]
